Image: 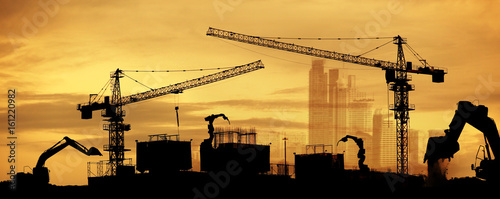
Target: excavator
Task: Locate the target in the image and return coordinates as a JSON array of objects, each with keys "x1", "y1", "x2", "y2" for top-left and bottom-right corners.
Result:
[
  {"x1": 337, "y1": 135, "x2": 369, "y2": 172},
  {"x1": 424, "y1": 101, "x2": 500, "y2": 182},
  {"x1": 200, "y1": 113, "x2": 230, "y2": 149},
  {"x1": 19, "y1": 136, "x2": 101, "y2": 188},
  {"x1": 200, "y1": 114, "x2": 230, "y2": 172}
]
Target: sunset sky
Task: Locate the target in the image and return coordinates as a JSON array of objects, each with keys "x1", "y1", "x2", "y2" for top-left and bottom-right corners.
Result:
[{"x1": 1, "y1": 0, "x2": 499, "y2": 185}]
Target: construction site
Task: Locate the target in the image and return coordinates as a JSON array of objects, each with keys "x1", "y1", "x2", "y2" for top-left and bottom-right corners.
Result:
[{"x1": 3, "y1": 24, "x2": 499, "y2": 198}]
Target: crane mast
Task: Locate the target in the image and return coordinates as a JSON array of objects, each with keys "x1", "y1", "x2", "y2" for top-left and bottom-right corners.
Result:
[
  {"x1": 107, "y1": 69, "x2": 127, "y2": 176},
  {"x1": 392, "y1": 36, "x2": 412, "y2": 174},
  {"x1": 77, "y1": 60, "x2": 264, "y2": 176},
  {"x1": 207, "y1": 27, "x2": 446, "y2": 174}
]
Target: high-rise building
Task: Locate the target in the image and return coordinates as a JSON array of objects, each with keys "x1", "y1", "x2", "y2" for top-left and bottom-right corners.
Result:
[
  {"x1": 330, "y1": 68, "x2": 347, "y2": 152},
  {"x1": 344, "y1": 97, "x2": 374, "y2": 167},
  {"x1": 373, "y1": 109, "x2": 397, "y2": 171},
  {"x1": 374, "y1": 110, "x2": 396, "y2": 171},
  {"x1": 409, "y1": 129, "x2": 422, "y2": 174},
  {"x1": 309, "y1": 60, "x2": 332, "y2": 145},
  {"x1": 309, "y1": 60, "x2": 374, "y2": 163},
  {"x1": 372, "y1": 109, "x2": 383, "y2": 168},
  {"x1": 349, "y1": 98, "x2": 374, "y2": 134}
]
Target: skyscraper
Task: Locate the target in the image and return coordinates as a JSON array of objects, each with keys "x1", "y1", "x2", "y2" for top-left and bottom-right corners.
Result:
[
  {"x1": 372, "y1": 109, "x2": 383, "y2": 168},
  {"x1": 330, "y1": 68, "x2": 347, "y2": 152},
  {"x1": 309, "y1": 61, "x2": 374, "y2": 162},
  {"x1": 349, "y1": 98, "x2": 374, "y2": 133},
  {"x1": 409, "y1": 129, "x2": 421, "y2": 174},
  {"x1": 308, "y1": 60, "x2": 332, "y2": 145},
  {"x1": 373, "y1": 109, "x2": 396, "y2": 171}
]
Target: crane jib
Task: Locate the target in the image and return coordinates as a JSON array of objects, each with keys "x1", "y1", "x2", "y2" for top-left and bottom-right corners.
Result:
[
  {"x1": 206, "y1": 27, "x2": 446, "y2": 77},
  {"x1": 120, "y1": 60, "x2": 264, "y2": 105},
  {"x1": 77, "y1": 60, "x2": 265, "y2": 118}
]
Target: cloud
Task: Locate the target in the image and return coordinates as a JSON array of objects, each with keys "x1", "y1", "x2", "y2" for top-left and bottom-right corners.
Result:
[
  {"x1": 0, "y1": 42, "x2": 15, "y2": 58},
  {"x1": 232, "y1": 117, "x2": 307, "y2": 130},
  {"x1": 197, "y1": 99, "x2": 307, "y2": 111},
  {"x1": 0, "y1": 1, "x2": 50, "y2": 56},
  {"x1": 269, "y1": 86, "x2": 307, "y2": 95},
  {"x1": 0, "y1": 92, "x2": 89, "y2": 134},
  {"x1": 0, "y1": 91, "x2": 308, "y2": 139},
  {"x1": 0, "y1": 1, "x2": 39, "y2": 35}
]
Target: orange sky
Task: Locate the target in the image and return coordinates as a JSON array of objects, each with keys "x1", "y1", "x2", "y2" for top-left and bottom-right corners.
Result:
[{"x1": 1, "y1": 0, "x2": 499, "y2": 185}]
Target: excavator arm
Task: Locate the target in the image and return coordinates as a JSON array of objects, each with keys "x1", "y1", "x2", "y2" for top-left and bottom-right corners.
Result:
[
  {"x1": 424, "y1": 101, "x2": 500, "y2": 180},
  {"x1": 32, "y1": 136, "x2": 101, "y2": 184},
  {"x1": 337, "y1": 135, "x2": 363, "y2": 147},
  {"x1": 35, "y1": 136, "x2": 102, "y2": 168},
  {"x1": 202, "y1": 114, "x2": 230, "y2": 148},
  {"x1": 337, "y1": 135, "x2": 369, "y2": 172}
]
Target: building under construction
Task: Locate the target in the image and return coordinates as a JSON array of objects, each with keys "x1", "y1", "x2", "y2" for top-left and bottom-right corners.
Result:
[
  {"x1": 136, "y1": 134, "x2": 192, "y2": 174},
  {"x1": 294, "y1": 144, "x2": 344, "y2": 180},
  {"x1": 201, "y1": 127, "x2": 271, "y2": 174}
]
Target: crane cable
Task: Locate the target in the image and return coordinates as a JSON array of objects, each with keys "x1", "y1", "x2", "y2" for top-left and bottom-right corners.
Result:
[
  {"x1": 174, "y1": 94, "x2": 180, "y2": 136},
  {"x1": 403, "y1": 43, "x2": 431, "y2": 67},
  {"x1": 92, "y1": 78, "x2": 112, "y2": 103},
  {"x1": 121, "y1": 66, "x2": 237, "y2": 137},
  {"x1": 261, "y1": 36, "x2": 395, "y2": 40},
  {"x1": 215, "y1": 38, "x2": 378, "y2": 70},
  {"x1": 121, "y1": 66, "x2": 236, "y2": 73},
  {"x1": 387, "y1": 84, "x2": 390, "y2": 128},
  {"x1": 121, "y1": 65, "x2": 237, "y2": 93},
  {"x1": 122, "y1": 73, "x2": 154, "y2": 91},
  {"x1": 262, "y1": 36, "x2": 398, "y2": 57},
  {"x1": 123, "y1": 70, "x2": 186, "y2": 136},
  {"x1": 356, "y1": 39, "x2": 394, "y2": 57}
]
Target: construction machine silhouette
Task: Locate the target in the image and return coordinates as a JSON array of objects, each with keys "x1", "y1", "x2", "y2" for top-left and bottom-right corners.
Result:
[
  {"x1": 17, "y1": 136, "x2": 101, "y2": 189},
  {"x1": 337, "y1": 135, "x2": 369, "y2": 172},
  {"x1": 424, "y1": 101, "x2": 500, "y2": 182},
  {"x1": 200, "y1": 113, "x2": 270, "y2": 174},
  {"x1": 200, "y1": 113, "x2": 230, "y2": 151}
]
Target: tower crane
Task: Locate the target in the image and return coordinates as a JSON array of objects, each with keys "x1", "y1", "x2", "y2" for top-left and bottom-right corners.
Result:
[
  {"x1": 77, "y1": 60, "x2": 264, "y2": 176},
  {"x1": 207, "y1": 27, "x2": 447, "y2": 174}
]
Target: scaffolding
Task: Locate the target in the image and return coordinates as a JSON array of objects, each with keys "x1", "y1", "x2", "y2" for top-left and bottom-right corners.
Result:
[
  {"x1": 213, "y1": 127, "x2": 256, "y2": 148},
  {"x1": 148, "y1": 133, "x2": 179, "y2": 142},
  {"x1": 306, "y1": 144, "x2": 333, "y2": 154},
  {"x1": 87, "y1": 158, "x2": 133, "y2": 177},
  {"x1": 267, "y1": 163, "x2": 295, "y2": 178}
]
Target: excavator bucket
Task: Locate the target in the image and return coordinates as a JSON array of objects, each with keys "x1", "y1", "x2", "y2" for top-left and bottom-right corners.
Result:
[
  {"x1": 423, "y1": 135, "x2": 459, "y2": 163},
  {"x1": 87, "y1": 147, "x2": 103, "y2": 156}
]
